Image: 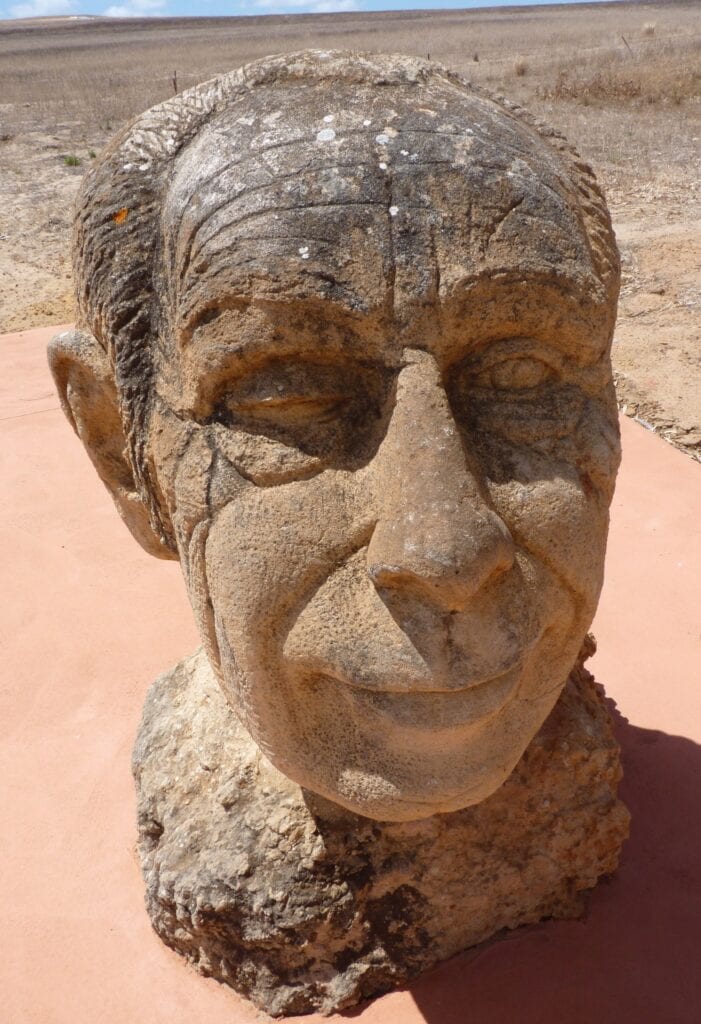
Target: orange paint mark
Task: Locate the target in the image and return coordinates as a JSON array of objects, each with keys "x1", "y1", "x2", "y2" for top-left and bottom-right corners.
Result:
[{"x1": 112, "y1": 208, "x2": 129, "y2": 225}]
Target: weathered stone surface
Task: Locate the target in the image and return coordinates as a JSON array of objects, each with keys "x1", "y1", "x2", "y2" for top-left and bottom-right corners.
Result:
[
  {"x1": 133, "y1": 641, "x2": 629, "y2": 1017},
  {"x1": 50, "y1": 51, "x2": 628, "y2": 1009},
  {"x1": 50, "y1": 51, "x2": 622, "y2": 823}
]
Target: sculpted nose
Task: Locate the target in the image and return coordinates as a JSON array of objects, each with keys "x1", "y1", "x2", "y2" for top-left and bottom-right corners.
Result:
[{"x1": 367, "y1": 350, "x2": 515, "y2": 612}]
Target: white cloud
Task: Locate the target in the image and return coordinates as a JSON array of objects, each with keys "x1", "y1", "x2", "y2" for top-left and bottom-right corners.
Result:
[
  {"x1": 103, "y1": 0, "x2": 166, "y2": 16},
  {"x1": 8, "y1": 0, "x2": 76, "y2": 17},
  {"x1": 253, "y1": 0, "x2": 360, "y2": 11}
]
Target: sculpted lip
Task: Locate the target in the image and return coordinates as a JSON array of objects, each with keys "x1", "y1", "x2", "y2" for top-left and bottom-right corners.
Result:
[
  {"x1": 307, "y1": 660, "x2": 524, "y2": 731},
  {"x1": 347, "y1": 659, "x2": 524, "y2": 695}
]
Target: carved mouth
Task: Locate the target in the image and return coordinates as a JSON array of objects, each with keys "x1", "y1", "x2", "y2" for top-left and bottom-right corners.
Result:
[{"x1": 310, "y1": 661, "x2": 523, "y2": 731}]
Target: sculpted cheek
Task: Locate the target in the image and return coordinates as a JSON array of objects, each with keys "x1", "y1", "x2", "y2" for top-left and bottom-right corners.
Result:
[
  {"x1": 171, "y1": 432, "x2": 213, "y2": 540},
  {"x1": 204, "y1": 469, "x2": 374, "y2": 644},
  {"x1": 147, "y1": 405, "x2": 197, "y2": 529},
  {"x1": 489, "y1": 474, "x2": 608, "y2": 612},
  {"x1": 574, "y1": 396, "x2": 621, "y2": 502}
]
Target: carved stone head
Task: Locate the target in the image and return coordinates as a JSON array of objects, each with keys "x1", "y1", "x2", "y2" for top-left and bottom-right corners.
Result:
[{"x1": 49, "y1": 52, "x2": 620, "y2": 821}]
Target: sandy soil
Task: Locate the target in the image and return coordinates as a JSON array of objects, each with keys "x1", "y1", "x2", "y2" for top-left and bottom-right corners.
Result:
[
  {"x1": 0, "y1": 121, "x2": 90, "y2": 331},
  {"x1": 1, "y1": 7, "x2": 699, "y2": 459},
  {"x1": 611, "y1": 189, "x2": 701, "y2": 457}
]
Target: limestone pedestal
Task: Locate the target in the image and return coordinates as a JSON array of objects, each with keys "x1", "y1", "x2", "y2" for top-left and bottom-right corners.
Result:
[{"x1": 133, "y1": 645, "x2": 629, "y2": 1017}]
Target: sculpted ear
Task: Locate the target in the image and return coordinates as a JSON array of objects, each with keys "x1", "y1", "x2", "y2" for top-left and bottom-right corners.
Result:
[{"x1": 48, "y1": 328, "x2": 175, "y2": 560}]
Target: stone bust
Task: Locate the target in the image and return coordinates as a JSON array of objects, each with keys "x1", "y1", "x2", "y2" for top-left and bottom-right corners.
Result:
[
  {"x1": 50, "y1": 51, "x2": 627, "y2": 1013},
  {"x1": 49, "y1": 50, "x2": 621, "y2": 820}
]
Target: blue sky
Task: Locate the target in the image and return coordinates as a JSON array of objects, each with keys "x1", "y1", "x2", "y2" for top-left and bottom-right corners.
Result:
[{"x1": 2, "y1": 0, "x2": 607, "y2": 22}]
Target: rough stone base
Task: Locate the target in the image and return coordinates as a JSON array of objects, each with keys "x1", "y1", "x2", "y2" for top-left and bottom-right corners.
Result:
[{"x1": 132, "y1": 644, "x2": 630, "y2": 1017}]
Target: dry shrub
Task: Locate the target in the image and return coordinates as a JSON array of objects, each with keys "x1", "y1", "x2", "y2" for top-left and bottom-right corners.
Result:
[
  {"x1": 539, "y1": 38, "x2": 701, "y2": 106},
  {"x1": 514, "y1": 56, "x2": 528, "y2": 77},
  {"x1": 642, "y1": 22, "x2": 656, "y2": 37}
]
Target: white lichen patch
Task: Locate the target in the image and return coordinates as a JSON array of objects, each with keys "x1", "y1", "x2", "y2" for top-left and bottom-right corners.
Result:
[
  {"x1": 389, "y1": 205, "x2": 399, "y2": 217},
  {"x1": 363, "y1": 119, "x2": 372, "y2": 127},
  {"x1": 316, "y1": 128, "x2": 336, "y2": 143},
  {"x1": 376, "y1": 127, "x2": 399, "y2": 144},
  {"x1": 298, "y1": 246, "x2": 310, "y2": 259},
  {"x1": 323, "y1": 114, "x2": 334, "y2": 123},
  {"x1": 379, "y1": 162, "x2": 387, "y2": 170}
]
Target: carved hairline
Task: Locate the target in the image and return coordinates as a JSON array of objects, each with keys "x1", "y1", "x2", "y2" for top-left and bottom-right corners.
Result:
[{"x1": 72, "y1": 50, "x2": 619, "y2": 552}]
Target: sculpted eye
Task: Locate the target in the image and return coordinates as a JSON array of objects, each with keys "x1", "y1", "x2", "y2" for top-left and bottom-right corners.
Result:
[
  {"x1": 228, "y1": 390, "x2": 348, "y2": 425},
  {"x1": 449, "y1": 344, "x2": 582, "y2": 450},
  {"x1": 213, "y1": 362, "x2": 350, "y2": 426},
  {"x1": 200, "y1": 356, "x2": 394, "y2": 483},
  {"x1": 234, "y1": 394, "x2": 343, "y2": 411},
  {"x1": 475, "y1": 355, "x2": 556, "y2": 391}
]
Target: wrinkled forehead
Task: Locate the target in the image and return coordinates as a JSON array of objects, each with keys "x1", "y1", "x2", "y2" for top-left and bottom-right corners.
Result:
[{"x1": 163, "y1": 76, "x2": 598, "y2": 332}]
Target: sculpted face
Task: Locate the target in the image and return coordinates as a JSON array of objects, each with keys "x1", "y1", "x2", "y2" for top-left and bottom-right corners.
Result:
[{"x1": 53, "y1": 57, "x2": 620, "y2": 821}]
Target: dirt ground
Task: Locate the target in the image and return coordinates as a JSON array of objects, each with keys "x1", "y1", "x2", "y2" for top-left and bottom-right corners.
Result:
[{"x1": 1, "y1": 3, "x2": 699, "y2": 458}]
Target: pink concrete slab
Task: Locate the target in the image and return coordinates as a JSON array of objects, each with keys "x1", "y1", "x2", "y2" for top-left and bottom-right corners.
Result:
[{"x1": 2, "y1": 326, "x2": 700, "y2": 1024}]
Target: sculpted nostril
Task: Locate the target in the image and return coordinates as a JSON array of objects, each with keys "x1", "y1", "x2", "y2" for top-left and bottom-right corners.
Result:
[
  {"x1": 367, "y1": 563, "x2": 399, "y2": 586},
  {"x1": 486, "y1": 510, "x2": 517, "y2": 568},
  {"x1": 366, "y1": 508, "x2": 515, "y2": 611}
]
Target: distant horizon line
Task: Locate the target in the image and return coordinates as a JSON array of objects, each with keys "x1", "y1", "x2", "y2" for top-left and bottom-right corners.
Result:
[{"x1": 2, "y1": 0, "x2": 657, "y2": 24}]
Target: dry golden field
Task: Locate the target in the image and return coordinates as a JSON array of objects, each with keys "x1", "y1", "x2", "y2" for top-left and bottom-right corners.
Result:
[{"x1": 1, "y1": 2, "x2": 699, "y2": 455}]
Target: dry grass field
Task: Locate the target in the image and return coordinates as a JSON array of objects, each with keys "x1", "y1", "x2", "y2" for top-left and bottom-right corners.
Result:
[{"x1": 1, "y1": 1, "x2": 699, "y2": 456}]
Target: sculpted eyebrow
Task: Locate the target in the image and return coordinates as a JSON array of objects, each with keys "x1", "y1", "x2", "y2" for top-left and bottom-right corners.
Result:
[
  {"x1": 179, "y1": 295, "x2": 391, "y2": 365},
  {"x1": 183, "y1": 297, "x2": 250, "y2": 333},
  {"x1": 178, "y1": 261, "x2": 378, "y2": 338},
  {"x1": 448, "y1": 275, "x2": 610, "y2": 359}
]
